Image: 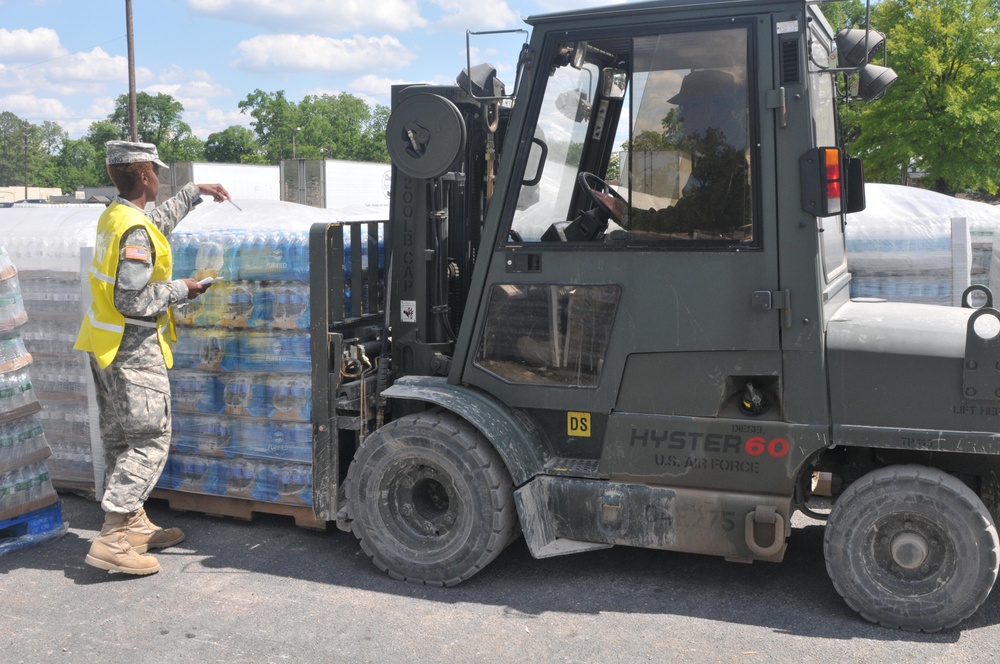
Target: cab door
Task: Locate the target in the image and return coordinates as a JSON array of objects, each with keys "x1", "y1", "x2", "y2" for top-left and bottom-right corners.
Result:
[{"x1": 459, "y1": 16, "x2": 784, "y2": 485}]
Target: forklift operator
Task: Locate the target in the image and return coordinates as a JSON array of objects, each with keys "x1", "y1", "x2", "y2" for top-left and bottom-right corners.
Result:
[{"x1": 628, "y1": 68, "x2": 751, "y2": 241}]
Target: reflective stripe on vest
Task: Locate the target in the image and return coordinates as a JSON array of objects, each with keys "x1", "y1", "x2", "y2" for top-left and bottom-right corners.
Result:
[{"x1": 88, "y1": 264, "x2": 116, "y2": 285}]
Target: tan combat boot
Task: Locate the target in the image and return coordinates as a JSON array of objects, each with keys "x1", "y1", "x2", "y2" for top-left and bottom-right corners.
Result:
[
  {"x1": 126, "y1": 507, "x2": 185, "y2": 554},
  {"x1": 85, "y1": 512, "x2": 160, "y2": 575}
]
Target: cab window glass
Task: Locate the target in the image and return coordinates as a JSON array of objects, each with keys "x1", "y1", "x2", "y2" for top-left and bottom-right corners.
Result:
[
  {"x1": 508, "y1": 27, "x2": 754, "y2": 246},
  {"x1": 475, "y1": 284, "x2": 620, "y2": 387},
  {"x1": 626, "y1": 29, "x2": 752, "y2": 243},
  {"x1": 511, "y1": 58, "x2": 600, "y2": 241}
]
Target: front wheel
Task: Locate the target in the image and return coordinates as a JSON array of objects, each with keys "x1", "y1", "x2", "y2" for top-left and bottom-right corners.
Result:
[
  {"x1": 824, "y1": 465, "x2": 999, "y2": 632},
  {"x1": 345, "y1": 410, "x2": 518, "y2": 586}
]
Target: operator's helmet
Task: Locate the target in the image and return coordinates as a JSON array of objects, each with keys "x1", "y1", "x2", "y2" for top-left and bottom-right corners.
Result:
[{"x1": 668, "y1": 69, "x2": 744, "y2": 145}]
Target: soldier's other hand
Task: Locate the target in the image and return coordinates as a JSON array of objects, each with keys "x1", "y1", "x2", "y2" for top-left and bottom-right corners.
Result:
[
  {"x1": 182, "y1": 278, "x2": 209, "y2": 299},
  {"x1": 198, "y1": 183, "x2": 231, "y2": 203}
]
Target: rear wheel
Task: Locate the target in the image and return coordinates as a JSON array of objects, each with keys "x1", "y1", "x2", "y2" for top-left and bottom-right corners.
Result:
[
  {"x1": 345, "y1": 410, "x2": 518, "y2": 586},
  {"x1": 824, "y1": 465, "x2": 999, "y2": 632}
]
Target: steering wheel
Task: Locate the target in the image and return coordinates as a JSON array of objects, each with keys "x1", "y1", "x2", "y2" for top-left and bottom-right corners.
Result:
[{"x1": 578, "y1": 172, "x2": 628, "y2": 225}]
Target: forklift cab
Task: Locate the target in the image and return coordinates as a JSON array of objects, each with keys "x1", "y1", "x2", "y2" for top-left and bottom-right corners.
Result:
[{"x1": 461, "y1": 15, "x2": 789, "y2": 468}]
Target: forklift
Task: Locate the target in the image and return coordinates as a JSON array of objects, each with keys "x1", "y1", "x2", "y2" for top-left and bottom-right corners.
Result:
[{"x1": 308, "y1": 0, "x2": 1000, "y2": 632}]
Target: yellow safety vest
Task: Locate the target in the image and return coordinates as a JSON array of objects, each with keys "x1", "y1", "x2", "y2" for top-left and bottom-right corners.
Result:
[{"x1": 74, "y1": 201, "x2": 178, "y2": 369}]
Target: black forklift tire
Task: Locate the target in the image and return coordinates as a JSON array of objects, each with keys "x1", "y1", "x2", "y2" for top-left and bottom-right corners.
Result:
[
  {"x1": 345, "y1": 409, "x2": 518, "y2": 586},
  {"x1": 824, "y1": 464, "x2": 999, "y2": 632}
]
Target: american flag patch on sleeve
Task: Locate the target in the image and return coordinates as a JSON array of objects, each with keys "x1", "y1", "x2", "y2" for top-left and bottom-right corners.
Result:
[{"x1": 124, "y1": 246, "x2": 150, "y2": 262}]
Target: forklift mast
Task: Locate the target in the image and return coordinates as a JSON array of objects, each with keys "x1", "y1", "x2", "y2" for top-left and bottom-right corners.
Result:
[{"x1": 384, "y1": 80, "x2": 510, "y2": 380}]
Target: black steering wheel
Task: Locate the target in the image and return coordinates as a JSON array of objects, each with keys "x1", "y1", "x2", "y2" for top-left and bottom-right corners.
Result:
[{"x1": 578, "y1": 172, "x2": 628, "y2": 225}]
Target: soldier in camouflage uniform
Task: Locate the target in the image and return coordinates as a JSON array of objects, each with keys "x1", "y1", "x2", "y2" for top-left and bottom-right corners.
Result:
[{"x1": 74, "y1": 140, "x2": 231, "y2": 575}]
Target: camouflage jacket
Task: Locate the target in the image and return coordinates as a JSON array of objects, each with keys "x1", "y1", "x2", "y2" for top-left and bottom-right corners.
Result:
[{"x1": 110, "y1": 182, "x2": 201, "y2": 391}]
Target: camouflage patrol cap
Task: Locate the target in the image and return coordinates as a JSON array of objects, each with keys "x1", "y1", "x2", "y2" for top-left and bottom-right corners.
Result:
[
  {"x1": 105, "y1": 140, "x2": 169, "y2": 169},
  {"x1": 668, "y1": 70, "x2": 736, "y2": 106}
]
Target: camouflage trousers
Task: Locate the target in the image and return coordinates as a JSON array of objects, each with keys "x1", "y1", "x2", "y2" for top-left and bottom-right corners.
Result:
[{"x1": 89, "y1": 354, "x2": 172, "y2": 514}]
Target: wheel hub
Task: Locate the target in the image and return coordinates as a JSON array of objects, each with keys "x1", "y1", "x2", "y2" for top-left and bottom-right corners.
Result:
[
  {"x1": 868, "y1": 514, "x2": 953, "y2": 594},
  {"x1": 385, "y1": 463, "x2": 460, "y2": 541},
  {"x1": 890, "y1": 531, "x2": 929, "y2": 570}
]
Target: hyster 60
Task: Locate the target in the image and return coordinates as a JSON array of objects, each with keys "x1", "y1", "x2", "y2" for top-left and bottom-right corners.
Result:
[{"x1": 307, "y1": 0, "x2": 1000, "y2": 632}]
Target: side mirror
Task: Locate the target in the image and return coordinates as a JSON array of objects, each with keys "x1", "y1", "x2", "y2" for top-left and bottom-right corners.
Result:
[{"x1": 601, "y1": 68, "x2": 628, "y2": 99}]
